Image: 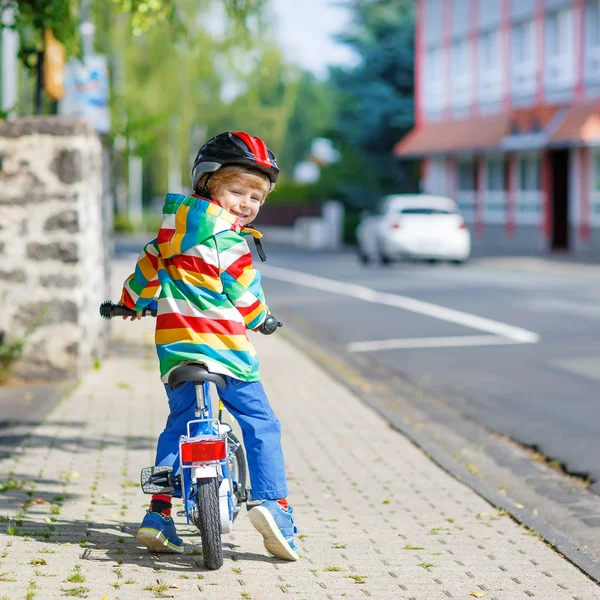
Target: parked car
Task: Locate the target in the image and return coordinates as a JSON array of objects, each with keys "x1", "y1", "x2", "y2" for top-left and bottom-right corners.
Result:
[{"x1": 355, "y1": 194, "x2": 471, "y2": 265}]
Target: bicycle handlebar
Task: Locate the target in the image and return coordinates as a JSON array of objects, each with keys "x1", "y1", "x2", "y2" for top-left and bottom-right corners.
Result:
[
  {"x1": 98, "y1": 301, "x2": 282, "y2": 335},
  {"x1": 99, "y1": 301, "x2": 157, "y2": 319}
]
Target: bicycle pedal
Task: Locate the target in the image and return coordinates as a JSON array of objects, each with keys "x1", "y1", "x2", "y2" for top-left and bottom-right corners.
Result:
[{"x1": 140, "y1": 466, "x2": 175, "y2": 495}]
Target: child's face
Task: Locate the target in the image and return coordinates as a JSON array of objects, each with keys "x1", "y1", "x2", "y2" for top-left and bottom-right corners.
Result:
[{"x1": 213, "y1": 175, "x2": 266, "y2": 226}]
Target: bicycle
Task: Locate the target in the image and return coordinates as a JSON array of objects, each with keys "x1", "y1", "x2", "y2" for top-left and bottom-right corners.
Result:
[{"x1": 99, "y1": 300, "x2": 282, "y2": 570}]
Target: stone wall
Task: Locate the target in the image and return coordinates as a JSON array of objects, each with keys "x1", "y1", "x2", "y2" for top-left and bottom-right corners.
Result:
[{"x1": 0, "y1": 117, "x2": 111, "y2": 380}]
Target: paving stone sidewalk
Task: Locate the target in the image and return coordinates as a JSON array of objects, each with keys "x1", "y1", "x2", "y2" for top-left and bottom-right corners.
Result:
[{"x1": 1, "y1": 317, "x2": 599, "y2": 600}]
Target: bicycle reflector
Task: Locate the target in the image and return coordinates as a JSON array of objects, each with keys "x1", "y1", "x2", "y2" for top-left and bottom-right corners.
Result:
[{"x1": 181, "y1": 439, "x2": 226, "y2": 463}]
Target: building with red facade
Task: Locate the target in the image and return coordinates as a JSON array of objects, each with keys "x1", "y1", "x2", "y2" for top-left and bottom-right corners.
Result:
[{"x1": 395, "y1": 0, "x2": 600, "y2": 256}]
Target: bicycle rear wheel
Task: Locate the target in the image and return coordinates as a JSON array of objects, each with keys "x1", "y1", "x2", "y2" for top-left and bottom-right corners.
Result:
[
  {"x1": 195, "y1": 477, "x2": 223, "y2": 570},
  {"x1": 228, "y1": 432, "x2": 248, "y2": 511}
]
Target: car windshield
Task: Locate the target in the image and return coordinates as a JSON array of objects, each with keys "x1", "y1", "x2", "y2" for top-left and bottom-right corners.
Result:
[{"x1": 400, "y1": 208, "x2": 455, "y2": 215}]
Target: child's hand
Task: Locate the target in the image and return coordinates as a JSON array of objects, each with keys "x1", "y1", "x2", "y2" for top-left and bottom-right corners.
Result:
[{"x1": 117, "y1": 302, "x2": 142, "y2": 321}]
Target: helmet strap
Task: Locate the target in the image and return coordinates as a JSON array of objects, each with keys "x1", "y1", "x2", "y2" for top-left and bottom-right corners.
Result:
[{"x1": 196, "y1": 173, "x2": 213, "y2": 199}]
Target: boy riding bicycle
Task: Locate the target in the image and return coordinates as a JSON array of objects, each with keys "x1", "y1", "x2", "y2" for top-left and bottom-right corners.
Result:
[{"x1": 119, "y1": 132, "x2": 298, "y2": 561}]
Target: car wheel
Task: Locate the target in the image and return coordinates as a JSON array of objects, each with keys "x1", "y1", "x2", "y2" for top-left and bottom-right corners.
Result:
[
  {"x1": 357, "y1": 249, "x2": 369, "y2": 265},
  {"x1": 450, "y1": 259, "x2": 466, "y2": 266},
  {"x1": 379, "y1": 252, "x2": 392, "y2": 266}
]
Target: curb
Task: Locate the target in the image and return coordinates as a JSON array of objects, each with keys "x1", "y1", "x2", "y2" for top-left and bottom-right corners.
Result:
[{"x1": 277, "y1": 314, "x2": 600, "y2": 585}]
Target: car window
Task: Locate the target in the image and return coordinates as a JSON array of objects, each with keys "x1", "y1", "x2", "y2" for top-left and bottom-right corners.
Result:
[{"x1": 399, "y1": 208, "x2": 455, "y2": 215}]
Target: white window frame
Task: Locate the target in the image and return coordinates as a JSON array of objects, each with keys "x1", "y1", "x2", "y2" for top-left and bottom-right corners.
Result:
[
  {"x1": 512, "y1": 19, "x2": 536, "y2": 96},
  {"x1": 424, "y1": 46, "x2": 444, "y2": 113},
  {"x1": 452, "y1": 37, "x2": 471, "y2": 108},
  {"x1": 585, "y1": 0, "x2": 600, "y2": 82},
  {"x1": 479, "y1": 29, "x2": 502, "y2": 103},
  {"x1": 545, "y1": 8, "x2": 574, "y2": 90},
  {"x1": 516, "y1": 152, "x2": 542, "y2": 224}
]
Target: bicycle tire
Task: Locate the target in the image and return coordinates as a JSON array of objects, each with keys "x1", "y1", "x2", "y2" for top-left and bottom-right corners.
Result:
[
  {"x1": 195, "y1": 477, "x2": 223, "y2": 570},
  {"x1": 228, "y1": 432, "x2": 248, "y2": 510}
]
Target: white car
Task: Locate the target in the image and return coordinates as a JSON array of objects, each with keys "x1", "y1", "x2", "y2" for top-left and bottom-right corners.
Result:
[{"x1": 355, "y1": 194, "x2": 471, "y2": 265}]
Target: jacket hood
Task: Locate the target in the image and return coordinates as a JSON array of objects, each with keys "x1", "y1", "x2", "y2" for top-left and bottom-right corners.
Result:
[{"x1": 156, "y1": 194, "x2": 262, "y2": 259}]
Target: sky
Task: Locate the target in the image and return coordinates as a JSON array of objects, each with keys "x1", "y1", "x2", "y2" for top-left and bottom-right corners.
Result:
[{"x1": 271, "y1": 0, "x2": 358, "y2": 77}]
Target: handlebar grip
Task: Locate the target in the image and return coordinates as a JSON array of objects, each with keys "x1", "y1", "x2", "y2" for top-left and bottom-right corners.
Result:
[
  {"x1": 99, "y1": 301, "x2": 157, "y2": 319},
  {"x1": 258, "y1": 314, "x2": 282, "y2": 335}
]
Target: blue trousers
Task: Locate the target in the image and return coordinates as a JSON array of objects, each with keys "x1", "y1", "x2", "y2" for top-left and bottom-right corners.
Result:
[{"x1": 155, "y1": 378, "x2": 288, "y2": 500}]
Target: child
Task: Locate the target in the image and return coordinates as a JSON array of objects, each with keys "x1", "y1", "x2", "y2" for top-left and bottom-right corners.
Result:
[{"x1": 119, "y1": 132, "x2": 298, "y2": 561}]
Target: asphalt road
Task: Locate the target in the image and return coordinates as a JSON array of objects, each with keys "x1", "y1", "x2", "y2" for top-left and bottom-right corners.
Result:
[{"x1": 258, "y1": 247, "x2": 600, "y2": 490}]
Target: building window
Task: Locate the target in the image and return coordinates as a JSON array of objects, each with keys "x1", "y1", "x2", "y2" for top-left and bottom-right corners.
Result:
[
  {"x1": 487, "y1": 157, "x2": 504, "y2": 191},
  {"x1": 485, "y1": 156, "x2": 505, "y2": 220},
  {"x1": 424, "y1": 46, "x2": 444, "y2": 113},
  {"x1": 545, "y1": 8, "x2": 574, "y2": 89},
  {"x1": 452, "y1": 38, "x2": 471, "y2": 108},
  {"x1": 457, "y1": 157, "x2": 475, "y2": 219},
  {"x1": 512, "y1": 20, "x2": 536, "y2": 96},
  {"x1": 458, "y1": 159, "x2": 474, "y2": 191},
  {"x1": 479, "y1": 29, "x2": 502, "y2": 103},
  {"x1": 585, "y1": 1, "x2": 600, "y2": 82},
  {"x1": 517, "y1": 153, "x2": 541, "y2": 217}
]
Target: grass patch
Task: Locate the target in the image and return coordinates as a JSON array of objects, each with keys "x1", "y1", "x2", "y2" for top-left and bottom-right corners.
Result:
[
  {"x1": 232, "y1": 567, "x2": 242, "y2": 574},
  {"x1": 60, "y1": 587, "x2": 89, "y2": 597},
  {"x1": 324, "y1": 566, "x2": 343, "y2": 572},
  {"x1": 419, "y1": 562, "x2": 435, "y2": 569},
  {"x1": 0, "y1": 478, "x2": 26, "y2": 493},
  {"x1": 143, "y1": 582, "x2": 169, "y2": 592},
  {"x1": 65, "y1": 566, "x2": 86, "y2": 584},
  {"x1": 331, "y1": 542, "x2": 347, "y2": 549},
  {"x1": 124, "y1": 578, "x2": 136, "y2": 584},
  {"x1": 347, "y1": 575, "x2": 367, "y2": 584},
  {"x1": 29, "y1": 558, "x2": 47, "y2": 566},
  {"x1": 404, "y1": 544, "x2": 426, "y2": 550}
]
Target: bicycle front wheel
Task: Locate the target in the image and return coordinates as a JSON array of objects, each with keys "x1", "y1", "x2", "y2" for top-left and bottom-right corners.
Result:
[{"x1": 195, "y1": 477, "x2": 223, "y2": 570}]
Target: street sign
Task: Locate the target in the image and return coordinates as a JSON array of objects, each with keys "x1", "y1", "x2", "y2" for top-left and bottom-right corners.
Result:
[
  {"x1": 43, "y1": 29, "x2": 65, "y2": 100},
  {"x1": 59, "y1": 54, "x2": 110, "y2": 134}
]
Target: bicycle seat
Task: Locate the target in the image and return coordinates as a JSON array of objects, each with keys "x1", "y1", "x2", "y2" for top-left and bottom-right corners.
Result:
[{"x1": 167, "y1": 364, "x2": 227, "y2": 391}]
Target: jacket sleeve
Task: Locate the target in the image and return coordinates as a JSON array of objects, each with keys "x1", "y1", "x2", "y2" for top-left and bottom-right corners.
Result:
[
  {"x1": 120, "y1": 239, "x2": 161, "y2": 310},
  {"x1": 217, "y1": 231, "x2": 268, "y2": 330}
]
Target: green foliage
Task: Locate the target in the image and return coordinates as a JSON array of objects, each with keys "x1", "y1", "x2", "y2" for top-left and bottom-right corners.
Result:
[
  {"x1": 327, "y1": 0, "x2": 419, "y2": 209},
  {"x1": 0, "y1": 0, "x2": 79, "y2": 71},
  {"x1": 113, "y1": 211, "x2": 161, "y2": 234},
  {"x1": 0, "y1": 307, "x2": 46, "y2": 384}
]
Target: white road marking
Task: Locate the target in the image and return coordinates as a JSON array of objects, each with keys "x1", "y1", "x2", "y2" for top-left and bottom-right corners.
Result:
[
  {"x1": 261, "y1": 264, "x2": 540, "y2": 346},
  {"x1": 347, "y1": 335, "x2": 528, "y2": 353}
]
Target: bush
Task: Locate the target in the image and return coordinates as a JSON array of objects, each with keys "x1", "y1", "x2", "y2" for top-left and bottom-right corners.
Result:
[
  {"x1": 113, "y1": 212, "x2": 162, "y2": 234},
  {"x1": 343, "y1": 211, "x2": 361, "y2": 246}
]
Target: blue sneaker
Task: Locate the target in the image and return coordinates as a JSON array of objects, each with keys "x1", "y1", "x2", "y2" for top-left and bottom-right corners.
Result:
[
  {"x1": 136, "y1": 510, "x2": 184, "y2": 554},
  {"x1": 248, "y1": 500, "x2": 299, "y2": 561}
]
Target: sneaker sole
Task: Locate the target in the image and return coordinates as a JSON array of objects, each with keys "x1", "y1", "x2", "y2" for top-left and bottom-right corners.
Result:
[
  {"x1": 248, "y1": 506, "x2": 299, "y2": 561},
  {"x1": 136, "y1": 527, "x2": 184, "y2": 554}
]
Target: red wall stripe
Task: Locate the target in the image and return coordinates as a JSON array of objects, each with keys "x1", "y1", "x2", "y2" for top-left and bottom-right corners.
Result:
[
  {"x1": 469, "y1": 0, "x2": 480, "y2": 117},
  {"x1": 534, "y1": 0, "x2": 546, "y2": 107},
  {"x1": 574, "y1": 0, "x2": 585, "y2": 101},
  {"x1": 442, "y1": 0, "x2": 453, "y2": 120},
  {"x1": 415, "y1": 0, "x2": 425, "y2": 127},
  {"x1": 501, "y1": 0, "x2": 512, "y2": 111}
]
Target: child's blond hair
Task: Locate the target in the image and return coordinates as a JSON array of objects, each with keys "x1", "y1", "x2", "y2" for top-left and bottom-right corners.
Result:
[{"x1": 200, "y1": 165, "x2": 270, "y2": 204}]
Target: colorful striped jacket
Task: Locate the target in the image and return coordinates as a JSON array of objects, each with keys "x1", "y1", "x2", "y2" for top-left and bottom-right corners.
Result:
[{"x1": 120, "y1": 194, "x2": 268, "y2": 383}]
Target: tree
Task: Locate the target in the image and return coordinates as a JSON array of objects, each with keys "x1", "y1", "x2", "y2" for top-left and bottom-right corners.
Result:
[
  {"x1": 0, "y1": 0, "x2": 266, "y2": 108},
  {"x1": 325, "y1": 0, "x2": 418, "y2": 210}
]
